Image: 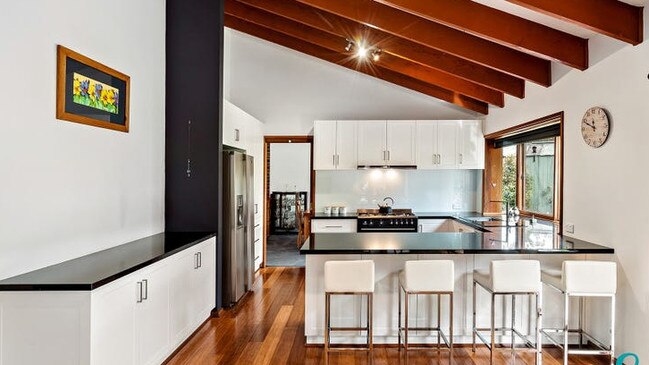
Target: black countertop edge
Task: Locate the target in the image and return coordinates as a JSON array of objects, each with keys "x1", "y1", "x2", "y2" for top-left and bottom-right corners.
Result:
[
  {"x1": 0, "y1": 232, "x2": 216, "y2": 292},
  {"x1": 299, "y1": 248, "x2": 615, "y2": 255}
]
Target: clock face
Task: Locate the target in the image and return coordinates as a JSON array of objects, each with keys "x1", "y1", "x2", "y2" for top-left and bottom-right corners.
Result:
[{"x1": 581, "y1": 107, "x2": 610, "y2": 148}]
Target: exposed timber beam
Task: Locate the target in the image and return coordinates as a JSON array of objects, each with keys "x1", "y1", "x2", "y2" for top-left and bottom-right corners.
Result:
[
  {"x1": 226, "y1": 0, "x2": 505, "y2": 106},
  {"x1": 236, "y1": 0, "x2": 525, "y2": 97},
  {"x1": 224, "y1": 15, "x2": 489, "y2": 114},
  {"x1": 507, "y1": 0, "x2": 643, "y2": 45}
]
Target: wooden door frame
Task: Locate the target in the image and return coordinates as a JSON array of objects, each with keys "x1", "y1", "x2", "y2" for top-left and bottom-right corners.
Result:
[{"x1": 262, "y1": 135, "x2": 315, "y2": 268}]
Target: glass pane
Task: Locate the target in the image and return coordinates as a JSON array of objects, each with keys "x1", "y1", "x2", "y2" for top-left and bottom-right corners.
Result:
[
  {"x1": 523, "y1": 138, "x2": 555, "y2": 215},
  {"x1": 501, "y1": 145, "x2": 517, "y2": 214}
]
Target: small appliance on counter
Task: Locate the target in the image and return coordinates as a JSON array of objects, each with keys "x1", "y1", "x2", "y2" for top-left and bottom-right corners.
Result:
[{"x1": 356, "y1": 208, "x2": 418, "y2": 232}]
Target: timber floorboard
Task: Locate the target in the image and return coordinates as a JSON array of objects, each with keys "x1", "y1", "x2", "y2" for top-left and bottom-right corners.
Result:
[{"x1": 165, "y1": 267, "x2": 607, "y2": 365}]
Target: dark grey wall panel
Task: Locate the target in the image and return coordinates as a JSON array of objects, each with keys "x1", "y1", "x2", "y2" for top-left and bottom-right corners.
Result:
[{"x1": 166, "y1": 0, "x2": 224, "y2": 309}]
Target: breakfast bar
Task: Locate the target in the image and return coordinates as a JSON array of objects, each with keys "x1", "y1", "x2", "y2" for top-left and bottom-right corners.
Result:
[{"x1": 300, "y1": 220, "x2": 614, "y2": 345}]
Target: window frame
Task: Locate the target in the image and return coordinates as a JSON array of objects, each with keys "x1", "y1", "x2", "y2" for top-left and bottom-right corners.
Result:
[{"x1": 482, "y1": 112, "x2": 563, "y2": 226}]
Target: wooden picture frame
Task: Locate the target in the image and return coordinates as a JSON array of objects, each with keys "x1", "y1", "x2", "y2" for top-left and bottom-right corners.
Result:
[{"x1": 56, "y1": 45, "x2": 130, "y2": 132}]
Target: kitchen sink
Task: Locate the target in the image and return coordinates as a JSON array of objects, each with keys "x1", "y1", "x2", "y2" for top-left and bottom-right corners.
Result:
[{"x1": 466, "y1": 216, "x2": 503, "y2": 222}]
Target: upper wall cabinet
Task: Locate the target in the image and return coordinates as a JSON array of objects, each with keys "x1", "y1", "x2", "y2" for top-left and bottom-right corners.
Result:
[
  {"x1": 416, "y1": 120, "x2": 484, "y2": 170},
  {"x1": 314, "y1": 120, "x2": 483, "y2": 170},
  {"x1": 457, "y1": 120, "x2": 485, "y2": 169},
  {"x1": 357, "y1": 121, "x2": 416, "y2": 166},
  {"x1": 314, "y1": 120, "x2": 357, "y2": 170}
]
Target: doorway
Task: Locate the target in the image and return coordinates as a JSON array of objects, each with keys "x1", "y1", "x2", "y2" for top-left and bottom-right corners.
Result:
[{"x1": 263, "y1": 136, "x2": 314, "y2": 267}]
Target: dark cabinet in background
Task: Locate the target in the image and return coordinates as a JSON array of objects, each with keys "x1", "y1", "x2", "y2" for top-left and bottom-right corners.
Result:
[{"x1": 270, "y1": 192, "x2": 307, "y2": 234}]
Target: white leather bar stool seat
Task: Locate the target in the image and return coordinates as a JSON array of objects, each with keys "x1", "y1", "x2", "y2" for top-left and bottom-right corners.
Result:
[
  {"x1": 472, "y1": 260, "x2": 542, "y2": 365},
  {"x1": 323, "y1": 260, "x2": 375, "y2": 353},
  {"x1": 398, "y1": 260, "x2": 454, "y2": 361},
  {"x1": 324, "y1": 260, "x2": 375, "y2": 293},
  {"x1": 542, "y1": 261, "x2": 616, "y2": 295},
  {"x1": 541, "y1": 261, "x2": 617, "y2": 365},
  {"x1": 399, "y1": 260, "x2": 454, "y2": 292}
]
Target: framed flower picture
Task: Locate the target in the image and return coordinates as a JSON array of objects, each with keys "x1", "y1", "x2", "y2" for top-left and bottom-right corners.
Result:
[{"x1": 56, "y1": 45, "x2": 130, "y2": 132}]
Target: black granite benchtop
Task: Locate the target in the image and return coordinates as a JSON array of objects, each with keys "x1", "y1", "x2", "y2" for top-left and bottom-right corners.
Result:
[
  {"x1": 0, "y1": 232, "x2": 215, "y2": 291},
  {"x1": 300, "y1": 224, "x2": 613, "y2": 255},
  {"x1": 311, "y1": 211, "x2": 481, "y2": 219}
]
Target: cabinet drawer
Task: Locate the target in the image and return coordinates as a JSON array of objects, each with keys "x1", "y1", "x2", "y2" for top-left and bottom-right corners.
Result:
[{"x1": 311, "y1": 219, "x2": 357, "y2": 233}]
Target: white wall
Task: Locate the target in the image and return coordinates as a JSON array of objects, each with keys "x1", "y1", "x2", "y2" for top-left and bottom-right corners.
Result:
[
  {"x1": 223, "y1": 28, "x2": 479, "y2": 136},
  {"x1": 270, "y1": 143, "x2": 311, "y2": 208},
  {"x1": 484, "y1": 19, "x2": 649, "y2": 359},
  {"x1": 0, "y1": 0, "x2": 165, "y2": 280},
  {"x1": 316, "y1": 170, "x2": 481, "y2": 213}
]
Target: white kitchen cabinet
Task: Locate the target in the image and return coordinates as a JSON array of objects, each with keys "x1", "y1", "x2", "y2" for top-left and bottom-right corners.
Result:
[
  {"x1": 458, "y1": 120, "x2": 485, "y2": 169},
  {"x1": 136, "y1": 264, "x2": 170, "y2": 365},
  {"x1": 357, "y1": 120, "x2": 416, "y2": 166},
  {"x1": 314, "y1": 120, "x2": 358, "y2": 170},
  {"x1": 386, "y1": 121, "x2": 416, "y2": 165},
  {"x1": 336, "y1": 121, "x2": 358, "y2": 169},
  {"x1": 416, "y1": 120, "x2": 483, "y2": 170},
  {"x1": 223, "y1": 101, "x2": 246, "y2": 149},
  {"x1": 314, "y1": 120, "x2": 337, "y2": 170},
  {"x1": 92, "y1": 277, "x2": 137, "y2": 365},
  {"x1": 437, "y1": 121, "x2": 460, "y2": 169},
  {"x1": 311, "y1": 219, "x2": 357, "y2": 233},
  {"x1": 418, "y1": 219, "x2": 454, "y2": 232},
  {"x1": 0, "y1": 237, "x2": 216, "y2": 365},
  {"x1": 357, "y1": 120, "x2": 387, "y2": 166}
]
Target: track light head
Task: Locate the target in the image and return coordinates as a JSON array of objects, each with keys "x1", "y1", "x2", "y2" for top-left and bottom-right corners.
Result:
[
  {"x1": 371, "y1": 49, "x2": 382, "y2": 62},
  {"x1": 344, "y1": 40, "x2": 354, "y2": 52}
]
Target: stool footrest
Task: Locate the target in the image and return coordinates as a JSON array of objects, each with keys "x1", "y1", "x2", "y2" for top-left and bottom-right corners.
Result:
[
  {"x1": 474, "y1": 327, "x2": 537, "y2": 349},
  {"x1": 329, "y1": 327, "x2": 369, "y2": 332},
  {"x1": 541, "y1": 328, "x2": 611, "y2": 352}
]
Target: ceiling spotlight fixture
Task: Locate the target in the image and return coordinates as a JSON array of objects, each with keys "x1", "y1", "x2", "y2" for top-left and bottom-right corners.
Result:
[
  {"x1": 344, "y1": 39, "x2": 354, "y2": 52},
  {"x1": 371, "y1": 49, "x2": 382, "y2": 62}
]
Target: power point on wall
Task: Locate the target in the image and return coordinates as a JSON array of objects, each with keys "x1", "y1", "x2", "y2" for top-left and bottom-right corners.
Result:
[{"x1": 565, "y1": 223, "x2": 575, "y2": 234}]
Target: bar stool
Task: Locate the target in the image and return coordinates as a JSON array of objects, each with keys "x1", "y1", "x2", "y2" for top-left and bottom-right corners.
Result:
[
  {"x1": 472, "y1": 260, "x2": 542, "y2": 365},
  {"x1": 541, "y1": 261, "x2": 617, "y2": 365},
  {"x1": 398, "y1": 260, "x2": 454, "y2": 361},
  {"x1": 323, "y1": 260, "x2": 375, "y2": 353}
]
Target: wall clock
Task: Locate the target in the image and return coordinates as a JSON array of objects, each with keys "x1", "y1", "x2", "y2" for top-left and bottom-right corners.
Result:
[{"x1": 581, "y1": 107, "x2": 610, "y2": 148}]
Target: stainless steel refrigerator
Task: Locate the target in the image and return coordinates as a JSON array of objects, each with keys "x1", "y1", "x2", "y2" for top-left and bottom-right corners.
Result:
[{"x1": 222, "y1": 150, "x2": 255, "y2": 307}]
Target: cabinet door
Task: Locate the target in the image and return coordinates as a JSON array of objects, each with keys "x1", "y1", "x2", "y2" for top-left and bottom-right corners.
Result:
[
  {"x1": 437, "y1": 121, "x2": 459, "y2": 169},
  {"x1": 193, "y1": 239, "x2": 216, "y2": 323},
  {"x1": 168, "y1": 250, "x2": 196, "y2": 346},
  {"x1": 458, "y1": 120, "x2": 485, "y2": 169},
  {"x1": 335, "y1": 121, "x2": 358, "y2": 169},
  {"x1": 91, "y1": 279, "x2": 137, "y2": 365},
  {"x1": 357, "y1": 121, "x2": 387, "y2": 166},
  {"x1": 386, "y1": 121, "x2": 416, "y2": 165},
  {"x1": 136, "y1": 265, "x2": 170, "y2": 365},
  {"x1": 416, "y1": 121, "x2": 438, "y2": 169},
  {"x1": 314, "y1": 120, "x2": 337, "y2": 170}
]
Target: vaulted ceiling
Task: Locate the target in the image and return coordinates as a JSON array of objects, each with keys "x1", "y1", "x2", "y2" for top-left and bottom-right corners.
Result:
[{"x1": 224, "y1": 0, "x2": 644, "y2": 114}]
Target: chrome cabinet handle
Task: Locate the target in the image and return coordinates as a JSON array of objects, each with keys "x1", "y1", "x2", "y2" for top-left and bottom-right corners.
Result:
[
  {"x1": 198, "y1": 252, "x2": 202, "y2": 268},
  {"x1": 459, "y1": 153, "x2": 463, "y2": 164},
  {"x1": 234, "y1": 128, "x2": 240, "y2": 142},
  {"x1": 387, "y1": 150, "x2": 390, "y2": 161},
  {"x1": 332, "y1": 155, "x2": 335, "y2": 166},
  {"x1": 142, "y1": 279, "x2": 148, "y2": 300},
  {"x1": 418, "y1": 224, "x2": 423, "y2": 232},
  {"x1": 335, "y1": 154, "x2": 340, "y2": 166},
  {"x1": 137, "y1": 281, "x2": 143, "y2": 303},
  {"x1": 325, "y1": 225, "x2": 343, "y2": 228},
  {"x1": 194, "y1": 253, "x2": 199, "y2": 269}
]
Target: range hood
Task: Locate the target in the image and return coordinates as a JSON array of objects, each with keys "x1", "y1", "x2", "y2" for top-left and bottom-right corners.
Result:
[{"x1": 357, "y1": 165, "x2": 417, "y2": 170}]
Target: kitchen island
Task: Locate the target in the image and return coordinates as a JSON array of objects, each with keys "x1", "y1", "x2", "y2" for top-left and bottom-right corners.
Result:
[{"x1": 300, "y1": 220, "x2": 614, "y2": 345}]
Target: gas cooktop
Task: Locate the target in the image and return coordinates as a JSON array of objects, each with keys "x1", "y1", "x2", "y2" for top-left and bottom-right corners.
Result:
[{"x1": 356, "y1": 209, "x2": 418, "y2": 232}]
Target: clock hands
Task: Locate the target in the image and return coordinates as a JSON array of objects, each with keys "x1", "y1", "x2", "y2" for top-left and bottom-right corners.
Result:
[{"x1": 582, "y1": 120, "x2": 596, "y2": 130}]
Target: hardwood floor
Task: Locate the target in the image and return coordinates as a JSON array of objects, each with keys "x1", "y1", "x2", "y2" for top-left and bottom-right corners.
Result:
[{"x1": 166, "y1": 267, "x2": 607, "y2": 365}]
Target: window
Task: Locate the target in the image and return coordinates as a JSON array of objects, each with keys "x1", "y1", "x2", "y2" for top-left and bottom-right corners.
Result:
[{"x1": 483, "y1": 113, "x2": 563, "y2": 222}]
